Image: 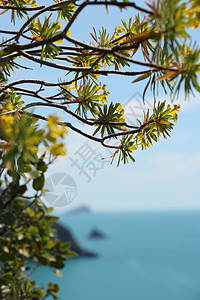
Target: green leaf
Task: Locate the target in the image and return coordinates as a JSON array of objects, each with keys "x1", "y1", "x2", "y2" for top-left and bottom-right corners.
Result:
[
  {"x1": 37, "y1": 253, "x2": 56, "y2": 264},
  {"x1": 0, "y1": 199, "x2": 4, "y2": 211},
  {"x1": 31, "y1": 289, "x2": 45, "y2": 297},
  {"x1": 132, "y1": 72, "x2": 151, "y2": 83},
  {"x1": 24, "y1": 165, "x2": 42, "y2": 179},
  {"x1": 18, "y1": 184, "x2": 27, "y2": 195},
  {"x1": 37, "y1": 160, "x2": 48, "y2": 172},
  {"x1": 0, "y1": 272, "x2": 13, "y2": 284},
  {"x1": 3, "y1": 212, "x2": 16, "y2": 226},
  {"x1": 0, "y1": 253, "x2": 15, "y2": 262},
  {"x1": 129, "y1": 145, "x2": 137, "y2": 151},
  {"x1": 33, "y1": 175, "x2": 45, "y2": 191}
]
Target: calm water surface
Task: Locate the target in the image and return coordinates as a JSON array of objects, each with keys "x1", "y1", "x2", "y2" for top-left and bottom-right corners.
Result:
[{"x1": 32, "y1": 211, "x2": 200, "y2": 300}]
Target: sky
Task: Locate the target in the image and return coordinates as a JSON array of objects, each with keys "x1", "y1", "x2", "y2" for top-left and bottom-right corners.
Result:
[{"x1": 1, "y1": 1, "x2": 200, "y2": 212}]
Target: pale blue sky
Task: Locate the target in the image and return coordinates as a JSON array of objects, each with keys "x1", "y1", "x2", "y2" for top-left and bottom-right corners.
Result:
[{"x1": 1, "y1": 1, "x2": 200, "y2": 212}]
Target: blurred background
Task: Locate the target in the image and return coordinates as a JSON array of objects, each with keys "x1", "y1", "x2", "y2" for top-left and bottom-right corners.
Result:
[{"x1": 2, "y1": 1, "x2": 200, "y2": 299}]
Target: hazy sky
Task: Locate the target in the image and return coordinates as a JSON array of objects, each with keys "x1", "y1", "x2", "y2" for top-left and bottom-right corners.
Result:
[{"x1": 1, "y1": 2, "x2": 200, "y2": 212}]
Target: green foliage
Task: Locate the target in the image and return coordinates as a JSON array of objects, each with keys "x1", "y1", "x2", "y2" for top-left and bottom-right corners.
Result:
[
  {"x1": 0, "y1": 51, "x2": 16, "y2": 82},
  {"x1": 93, "y1": 102, "x2": 125, "y2": 137},
  {"x1": 110, "y1": 101, "x2": 179, "y2": 165},
  {"x1": 0, "y1": 0, "x2": 199, "y2": 298},
  {"x1": 54, "y1": 1, "x2": 76, "y2": 22},
  {"x1": 186, "y1": 0, "x2": 200, "y2": 28},
  {"x1": 0, "y1": 97, "x2": 70, "y2": 299},
  {"x1": 149, "y1": 0, "x2": 190, "y2": 47},
  {"x1": 29, "y1": 16, "x2": 62, "y2": 60},
  {"x1": 74, "y1": 81, "x2": 110, "y2": 118},
  {"x1": 2, "y1": 0, "x2": 29, "y2": 23}
]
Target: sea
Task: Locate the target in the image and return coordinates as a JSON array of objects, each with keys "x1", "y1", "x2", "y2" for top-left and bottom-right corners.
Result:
[{"x1": 32, "y1": 211, "x2": 200, "y2": 300}]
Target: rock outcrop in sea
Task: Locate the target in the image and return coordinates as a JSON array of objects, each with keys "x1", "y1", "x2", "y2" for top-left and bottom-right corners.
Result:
[
  {"x1": 54, "y1": 222, "x2": 98, "y2": 257},
  {"x1": 88, "y1": 228, "x2": 107, "y2": 239}
]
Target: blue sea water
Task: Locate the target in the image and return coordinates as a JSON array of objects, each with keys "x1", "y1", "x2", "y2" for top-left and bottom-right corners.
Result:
[{"x1": 33, "y1": 211, "x2": 200, "y2": 300}]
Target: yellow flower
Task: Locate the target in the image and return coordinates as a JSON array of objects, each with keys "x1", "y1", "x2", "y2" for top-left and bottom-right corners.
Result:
[
  {"x1": 50, "y1": 143, "x2": 66, "y2": 156},
  {"x1": 115, "y1": 26, "x2": 123, "y2": 33},
  {"x1": 6, "y1": 104, "x2": 14, "y2": 111},
  {"x1": 1, "y1": 114, "x2": 14, "y2": 126},
  {"x1": 31, "y1": 0, "x2": 38, "y2": 6}
]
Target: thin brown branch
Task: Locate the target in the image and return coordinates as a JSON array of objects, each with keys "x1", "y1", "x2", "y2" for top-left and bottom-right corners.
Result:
[
  {"x1": 23, "y1": 101, "x2": 92, "y2": 125},
  {"x1": 101, "y1": 141, "x2": 121, "y2": 149},
  {"x1": 102, "y1": 119, "x2": 155, "y2": 141},
  {"x1": 60, "y1": 46, "x2": 85, "y2": 51},
  {"x1": 87, "y1": 1, "x2": 154, "y2": 15},
  {"x1": 0, "y1": 28, "x2": 30, "y2": 47},
  {"x1": 4, "y1": 79, "x2": 58, "y2": 88},
  {"x1": 19, "y1": 263, "x2": 39, "y2": 280},
  {"x1": 64, "y1": 35, "x2": 118, "y2": 53},
  {"x1": 21, "y1": 101, "x2": 141, "y2": 129},
  {"x1": 2, "y1": 105, "x2": 155, "y2": 151},
  {"x1": 0, "y1": 5, "x2": 45, "y2": 11},
  {"x1": 92, "y1": 69, "x2": 156, "y2": 76},
  {"x1": 26, "y1": 110, "x2": 155, "y2": 150},
  {"x1": 21, "y1": 110, "x2": 103, "y2": 144},
  {"x1": 0, "y1": 29, "x2": 19, "y2": 34},
  {"x1": 6, "y1": 86, "x2": 52, "y2": 103},
  {"x1": 18, "y1": 49, "x2": 91, "y2": 72},
  {"x1": 113, "y1": 51, "x2": 183, "y2": 72},
  {"x1": 91, "y1": 53, "x2": 106, "y2": 68},
  {"x1": 54, "y1": 51, "x2": 83, "y2": 56},
  {"x1": 3, "y1": 78, "x2": 84, "y2": 88}
]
